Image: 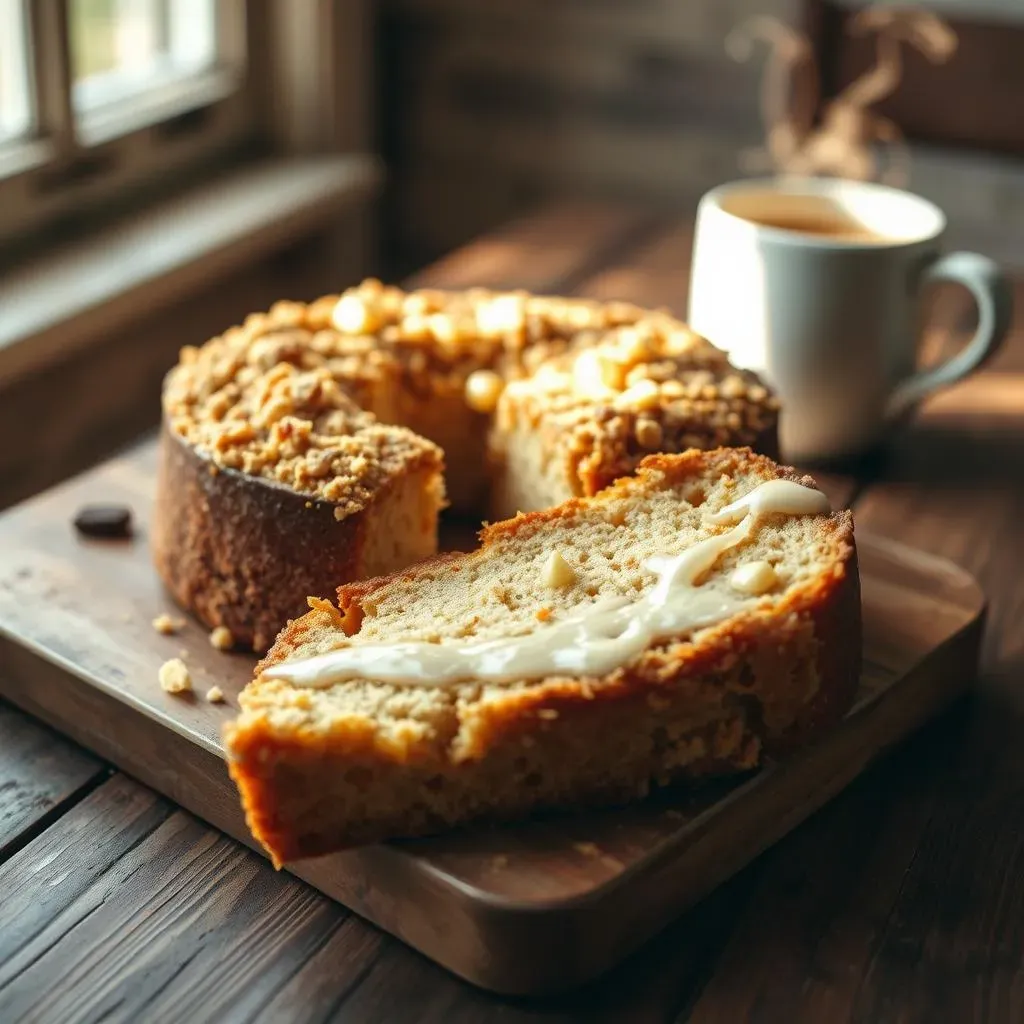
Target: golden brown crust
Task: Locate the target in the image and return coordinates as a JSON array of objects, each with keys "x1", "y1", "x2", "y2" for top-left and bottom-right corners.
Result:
[
  {"x1": 769, "y1": 537, "x2": 861, "y2": 754},
  {"x1": 225, "y1": 449, "x2": 860, "y2": 863},
  {"x1": 151, "y1": 422, "x2": 441, "y2": 652}
]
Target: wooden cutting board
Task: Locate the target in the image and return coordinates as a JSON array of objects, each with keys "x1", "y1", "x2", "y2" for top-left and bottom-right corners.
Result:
[{"x1": 0, "y1": 439, "x2": 986, "y2": 996}]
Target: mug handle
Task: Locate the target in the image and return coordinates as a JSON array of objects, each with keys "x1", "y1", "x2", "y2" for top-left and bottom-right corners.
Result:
[{"x1": 885, "y1": 251, "x2": 1014, "y2": 421}]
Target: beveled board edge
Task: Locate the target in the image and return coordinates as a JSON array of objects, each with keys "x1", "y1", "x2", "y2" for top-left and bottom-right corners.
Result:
[{"x1": 0, "y1": 534, "x2": 986, "y2": 994}]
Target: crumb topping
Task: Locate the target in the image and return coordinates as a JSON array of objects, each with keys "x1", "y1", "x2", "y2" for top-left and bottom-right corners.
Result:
[
  {"x1": 163, "y1": 280, "x2": 778, "y2": 512},
  {"x1": 159, "y1": 657, "x2": 192, "y2": 694},
  {"x1": 209, "y1": 625, "x2": 234, "y2": 651},
  {"x1": 152, "y1": 613, "x2": 185, "y2": 635},
  {"x1": 495, "y1": 335, "x2": 778, "y2": 494}
]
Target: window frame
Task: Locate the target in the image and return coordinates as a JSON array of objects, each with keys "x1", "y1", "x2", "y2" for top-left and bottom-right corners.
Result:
[
  {"x1": 0, "y1": 0, "x2": 266, "y2": 246},
  {"x1": 0, "y1": 0, "x2": 379, "y2": 388}
]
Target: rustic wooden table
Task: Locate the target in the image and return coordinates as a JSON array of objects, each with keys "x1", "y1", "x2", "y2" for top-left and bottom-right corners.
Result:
[{"x1": 1, "y1": 203, "x2": 1022, "y2": 1023}]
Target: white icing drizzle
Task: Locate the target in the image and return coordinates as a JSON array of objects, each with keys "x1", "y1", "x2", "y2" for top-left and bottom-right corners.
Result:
[{"x1": 263, "y1": 479, "x2": 830, "y2": 689}]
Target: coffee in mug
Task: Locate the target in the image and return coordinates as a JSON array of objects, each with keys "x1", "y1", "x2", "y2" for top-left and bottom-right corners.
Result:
[
  {"x1": 729, "y1": 193, "x2": 886, "y2": 243},
  {"x1": 687, "y1": 177, "x2": 1013, "y2": 462}
]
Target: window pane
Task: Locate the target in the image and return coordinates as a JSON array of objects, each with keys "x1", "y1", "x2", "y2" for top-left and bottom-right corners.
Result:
[
  {"x1": 71, "y1": 0, "x2": 218, "y2": 113},
  {"x1": 0, "y1": 0, "x2": 33, "y2": 143}
]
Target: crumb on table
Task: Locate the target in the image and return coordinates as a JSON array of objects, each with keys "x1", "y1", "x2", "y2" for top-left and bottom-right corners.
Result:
[
  {"x1": 573, "y1": 841, "x2": 600, "y2": 858},
  {"x1": 159, "y1": 657, "x2": 192, "y2": 694},
  {"x1": 152, "y1": 613, "x2": 186, "y2": 636},
  {"x1": 209, "y1": 625, "x2": 234, "y2": 651},
  {"x1": 206, "y1": 685, "x2": 225, "y2": 703}
]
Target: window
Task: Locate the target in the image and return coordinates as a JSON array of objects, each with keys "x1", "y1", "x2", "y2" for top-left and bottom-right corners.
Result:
[
  {"x1": 0, "y1": 0, "x2": 32, "y2": 145},
  {"x1": 70, "y1": 0, "x2": 223, "y2": 141},
  {"x1": 0, "y1": 0, "x2": 258, "y2": 245}
]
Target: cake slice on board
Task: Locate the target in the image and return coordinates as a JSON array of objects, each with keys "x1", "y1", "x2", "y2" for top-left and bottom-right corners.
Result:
[{"x1": 224, "y1": 447, "x2": 860, "y2": 866}]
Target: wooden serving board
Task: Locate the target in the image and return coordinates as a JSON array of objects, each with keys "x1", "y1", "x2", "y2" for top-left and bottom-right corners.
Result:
[{"x1": 0, "y1": 439, "x2": 986, "y2": 996}]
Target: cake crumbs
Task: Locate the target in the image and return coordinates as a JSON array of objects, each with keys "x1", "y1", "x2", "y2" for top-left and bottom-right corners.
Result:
[
  {"x1": 573, "y1": 841, "x2": 600, "y2": 858},
  {"x1": 152, "y1": 613, "x2": 186, "y2": 636},
  {"x1": 159, "y1": 658, "x2": 192, "y2": 694},
  {"x1": 209, "y1": 625, "x2": 234, "y2": 650},
  {"x1": 206, "y1": 685, "x2": 226, "y2": 703}
]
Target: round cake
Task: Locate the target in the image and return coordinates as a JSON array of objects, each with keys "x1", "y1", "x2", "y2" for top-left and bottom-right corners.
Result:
[{"x1": 153, "y1": 280, "x2": 779, "y2": 651}]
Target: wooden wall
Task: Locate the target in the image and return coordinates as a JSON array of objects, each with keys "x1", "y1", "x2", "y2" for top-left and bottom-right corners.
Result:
[
  {"x1": 378, "y1": 0, "x2": 1024, "y2": 273},
  {"x1": 810, "y1": 1, "x2": 1024, "y2": 156},
  {"x1": 377, "y1": 0, "x2": 801, "y2": 271}
]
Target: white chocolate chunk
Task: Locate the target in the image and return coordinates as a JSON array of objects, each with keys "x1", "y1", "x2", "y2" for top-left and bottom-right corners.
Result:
[
  {"x1": 542, "y1": 550, "x2": 577, "y2": 589},
  {"x1": 614, "y1": 378, "x2": 661, "y2": 411},
  {"x1": 332, "y1": 294, "x2": 381, "y2": 335},
  {"x1": 729, "y1": 560, "x2": 778, "y2": 595},
  {"x1": 572, "y1": 349, "x2": 622, "y2": 395},
  {"x1": 464, "y1": 369, "x2": 504, "y2": 414},
  {"x1": 475, "y1": 294, "x2": 525, "y2": 335}
]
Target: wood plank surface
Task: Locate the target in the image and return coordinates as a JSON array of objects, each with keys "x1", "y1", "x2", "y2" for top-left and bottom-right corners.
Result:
[
  {"x1": 777, "y1": 348, "x2": 1024, "y2": 1024},
  {"x1": 0, "y1": 774, "x2": 353, "y2": 1024},
  {"x1": 0, "y1": 700, "x2": 105, "y2": 861},
  {"x1": 403, "y1": 199, "x2": 658, "y2": 293},
  {"x1": 0, "y1": 202, "x2": 1018, "y2": 1019}
]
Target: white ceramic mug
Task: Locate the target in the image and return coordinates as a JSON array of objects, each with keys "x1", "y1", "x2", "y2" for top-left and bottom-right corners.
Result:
[{"x1": 687, "y1": 177, "x2": 1014, "y2": 462}]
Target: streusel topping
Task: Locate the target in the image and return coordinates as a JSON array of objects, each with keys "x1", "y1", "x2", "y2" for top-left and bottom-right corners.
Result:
[
  {"x1": 493, "y1": 320, "x2": 778, "y2": 494},
  {"x1": 163, "y1": 279, "x2": 778, "y2": 511}
]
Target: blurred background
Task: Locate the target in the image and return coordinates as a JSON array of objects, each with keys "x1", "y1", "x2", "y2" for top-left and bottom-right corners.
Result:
[
  {"x1": 0, "y1": 0, "x2": 1021, "y2": 505},
  {"x1": 378, "y1": 0, "x2": 1024, "y2": 271}
]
